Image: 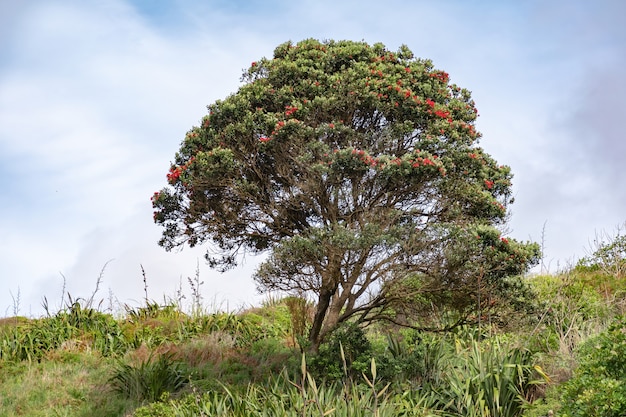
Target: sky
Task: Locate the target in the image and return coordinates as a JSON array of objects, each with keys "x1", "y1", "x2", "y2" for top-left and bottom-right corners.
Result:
[{"x1": 1, "y1": 0, "x2": 624, "y2": 317}]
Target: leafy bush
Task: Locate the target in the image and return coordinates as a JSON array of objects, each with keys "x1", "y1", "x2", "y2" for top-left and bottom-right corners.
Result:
[
  {"x1": 369, "y1": 331, "x2": 447, "y2": 387},
  {"x1": 308, "y1": 322, "x2": 372, "y2": 381},
  {"x1": 560, "y1": 316, "x2": 626, "y2": 417}
]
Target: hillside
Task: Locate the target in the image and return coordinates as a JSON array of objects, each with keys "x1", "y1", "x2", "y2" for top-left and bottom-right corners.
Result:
[{"x1": 1, "y1": 262, "x2": 625, "y2": 416}]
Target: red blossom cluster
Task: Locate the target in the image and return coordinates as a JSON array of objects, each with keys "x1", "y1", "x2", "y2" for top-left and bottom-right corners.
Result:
[
  {"x1": 430, "y1": 71, "x2": 449, "y2": 83},
  {"x1": 347, "y1": 148, "x2": 443, "y2": 174},
  {"x1": 411, "y1": 157, "x2": 435, "y2": 168},
  {"x1": 167, "y1": 157, "x2": 195, "y2": 184},
  {"x1": 484, "y1": 179, "x2": 494, "y2": 189},
  {"x1": 271, "y1": 120, "x2": 286, "y2": 136},
  {"x1": 500, "y1": 237, "x2": 509, "y2": 244},
  {"x1": 352, "y1": 148, "x2": 379, "y2": 167},
  {"x1": 285, "y1": 105, "x2": 298, "y2": 116},
  {"x1": 259, "y1": 136, "x2": 271, "y2": 143},
  {"x1": 434, "y1": 109, "x2": 450, "y2": 119},
  {"x1": 425, "y1": 99, "x2": 435, "y2": 108},
  {"x1": 167, "y1": 167, "x2": 183, "y2": 183}
]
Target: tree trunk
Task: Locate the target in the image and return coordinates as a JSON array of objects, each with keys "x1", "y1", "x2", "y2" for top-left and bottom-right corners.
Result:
[{"x1": 308, "y1": 287, "x2": 333, "y2": 352}]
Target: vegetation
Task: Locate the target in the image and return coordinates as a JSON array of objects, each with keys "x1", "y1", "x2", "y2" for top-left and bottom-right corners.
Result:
[
  {"x1": 2, "y1": 235, "x2": 626, "y2": 417},
  {"x1": 152, "y1": 38, "x2": 539, "y2": 349},
  {"x1": 3, "y1": 39, "x2": 625, "y2": 416}
]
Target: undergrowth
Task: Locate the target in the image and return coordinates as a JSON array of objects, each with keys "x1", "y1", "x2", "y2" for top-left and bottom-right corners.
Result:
[{"x1": 1, "y1": 252, "x2": 626, "y2": 417}]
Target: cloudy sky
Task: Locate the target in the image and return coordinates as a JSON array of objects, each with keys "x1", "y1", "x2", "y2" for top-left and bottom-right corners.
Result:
[{"x1": 1, "y1": 0, "x2": 624, "y2": 317}]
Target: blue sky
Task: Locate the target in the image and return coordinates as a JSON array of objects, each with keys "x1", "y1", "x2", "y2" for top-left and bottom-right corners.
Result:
[{"x1": 1, "y1": 0, "x2": 624, "y2": 316}]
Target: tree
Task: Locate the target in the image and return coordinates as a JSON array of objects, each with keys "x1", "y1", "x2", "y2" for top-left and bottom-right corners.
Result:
[{"x1": 152, "y1": 39, "x2": 540, "y2": 349}]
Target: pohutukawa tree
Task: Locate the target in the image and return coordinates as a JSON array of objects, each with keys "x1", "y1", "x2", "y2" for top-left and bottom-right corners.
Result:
[{"x1": 152, "y1": 39, "x2": 540, "y2": 349}]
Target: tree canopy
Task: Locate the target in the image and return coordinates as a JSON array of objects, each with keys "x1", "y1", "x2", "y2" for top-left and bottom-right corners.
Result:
[{"x1": 152, "y1": 39, "x2": 540, "y2": 348}]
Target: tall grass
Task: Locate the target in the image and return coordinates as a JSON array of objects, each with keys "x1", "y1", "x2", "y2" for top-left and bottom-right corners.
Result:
[
  {"x1": 109, "y1": 352, "x2": 187, "y2": 402},
  {"x1": 436, "y1": 334, "x2": 548, "y2": 417},
  {"x1": 133, "y1": 356, "x2": 445, "y2": 417}
]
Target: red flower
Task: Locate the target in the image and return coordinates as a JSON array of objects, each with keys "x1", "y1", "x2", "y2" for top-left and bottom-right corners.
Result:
[
  {"x1": 430, "y1": 71, "x2": 449, "y2": 83},
  {"x1": 500, "y1": 237, "x2": 509, "y2": 244},
  {"x1": 426, "y1": 99, "x2": 435, "y2": 108},
  {"x1": 259, "y1": 136, "x2": 271, "y2": 143},
  {"x1": 484, "y1": 179, "x2": 494, "y2": 189},
  {"x1": 285, "y1": 106, "x2": 298, "y2": 116},
  {"x1": 167, "y1": 166, "x2": 182, "y2": 183},
  {"x1": 251, "y1": 61, "x2": 257, "y2": 67},
  {"x1": 328, "y1": 123, "x2": 335, "y2": 128},
  {"x1": 434, "y1": 109, "x2": 450, "y2": 119}
]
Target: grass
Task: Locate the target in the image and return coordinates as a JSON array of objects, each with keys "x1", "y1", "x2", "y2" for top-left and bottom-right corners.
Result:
[
  {"x1": 1, "y1": 264, "x2": 626, "y2": 417},
  {"x1": 0, "y1": 352, "x2": 136, "y2": 417}
]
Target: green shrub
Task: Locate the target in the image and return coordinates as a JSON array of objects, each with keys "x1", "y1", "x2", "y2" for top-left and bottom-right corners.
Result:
[
  {"x1": 369, "y1": 331, "x2": 447, "y2": 387},
  {"x1": 308, "y1": 322, "x2": 372, "y2": 381},
  {"x1": 561, "y1": 316, "x2": 626, "y2": 417}
]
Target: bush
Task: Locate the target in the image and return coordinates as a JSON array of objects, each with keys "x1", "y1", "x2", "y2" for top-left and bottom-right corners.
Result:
[
  {"x1": 560, "y1": 316, "x2": 626, "y2": 417},
  {"x1": 369, "y1": 331, "x2": 447, "y2": 387},
  {"x1": 308, "y1": 322, "x2": 372, "y2": 381}
]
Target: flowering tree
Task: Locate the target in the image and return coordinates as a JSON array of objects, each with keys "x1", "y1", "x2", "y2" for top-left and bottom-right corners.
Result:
[{"x1": 152, "y1": 39, "x2": 539, "y2": 348}]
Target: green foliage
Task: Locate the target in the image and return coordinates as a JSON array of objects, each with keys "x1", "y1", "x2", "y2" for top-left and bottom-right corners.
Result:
[
  {"x1": 0, "y1": 301, "x2": 128, "y2": 362},
  {"x1": 132, "y1": 359, "x2": 441, "y2": 417},
  {"x1": 525, "y1": 271, "x2": 616, "y2": 366},
  {"x1": 131, "y1": 332, "x2": 545, "y2": 417},
  {"x1": 437, "y1": 335, "x2": 546, "y2": 417},
  {"x1": 370, "y1": 331, "x2": 448, "y2": 387},
  {"x1": 560, "y1": 316, "x2": 626, "y2": 417},
  {"x1": 109, "y1": 352, "x2": 188, "y2": 402},
  {"x1": 308, "y1": 322, "x2": 372, "y2": 381}
]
